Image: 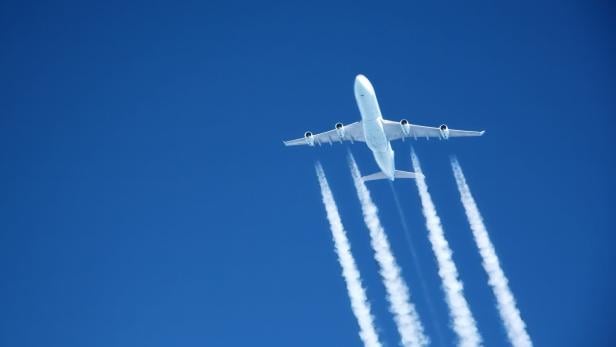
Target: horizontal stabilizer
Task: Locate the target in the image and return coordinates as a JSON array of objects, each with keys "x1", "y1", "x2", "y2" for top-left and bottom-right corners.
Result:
[
  {"x1": 394, "y1": 170, "x2": 422, "y2": 179},
  {"x1": 362, "y1": 170, "x2": 422, "y2": 182}
]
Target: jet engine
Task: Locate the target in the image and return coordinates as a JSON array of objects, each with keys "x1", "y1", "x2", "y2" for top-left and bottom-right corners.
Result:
[
  {"x1": 439, "y1": 124, "x2": 450, "y2": 140},
  {"x1": 335, "y1": 122, "x2": 345, "y2": 139},
  {"x1": 400, "y1": 119, "x2": 411, "y2": 136},
  {"x1": 304, "y1": 131, "x2": 315, "y2": 146}
]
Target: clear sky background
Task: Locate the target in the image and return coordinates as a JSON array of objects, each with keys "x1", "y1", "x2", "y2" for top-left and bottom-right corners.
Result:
[{"x1": 1, "y1": 1, "x2": 614, "y2": 346}]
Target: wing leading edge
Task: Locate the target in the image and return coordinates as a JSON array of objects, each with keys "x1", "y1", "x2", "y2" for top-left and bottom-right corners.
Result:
[
  {"x1": 381, "y1": 119, "x2": 484, "y2": 141},
  {"x1": 283, "y1": 121, "x2": 365, "y2": 146}
]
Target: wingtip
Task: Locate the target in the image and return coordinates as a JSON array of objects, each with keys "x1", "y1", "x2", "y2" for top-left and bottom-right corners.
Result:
[{"x1": 480, "y1": 130, "x2": 486, "y2": 135}]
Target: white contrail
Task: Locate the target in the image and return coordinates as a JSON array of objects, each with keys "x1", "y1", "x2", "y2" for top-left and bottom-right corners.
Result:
[
  {"x1": 315, "y1": 162, "x2": 382, "y2": 347},
  {"x1": 450, "y1": 157, "x2": 532, "y2": 347},
  {"x1": 348, "y1": 154, "x2": 429, "y2": 347},
  {"x1": 411, "y1": 150, "x2": 482, "y2": 347}
]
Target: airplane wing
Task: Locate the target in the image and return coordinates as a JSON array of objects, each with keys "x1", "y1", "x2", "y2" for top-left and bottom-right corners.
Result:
[
  {"x1": 283, "y1": 121, "x2": 365, "y2": 146},
  {"x1": 381, "y1": 119, "x2": 484, "y2": 141}
]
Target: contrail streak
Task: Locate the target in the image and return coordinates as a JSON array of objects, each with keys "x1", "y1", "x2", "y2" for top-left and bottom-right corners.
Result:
[
  {"x1": 348, "y1": 154, "x2": 429, "y2": 347},
  {"x1": 450, "y1": 157, "x2": 532, "y2": 347},
  {"x1": 411, "y1": 150, "x2": 482, "y2": 347},
  {"x1": 315, "y1": 162, "x2": 382, "y2": 347}
]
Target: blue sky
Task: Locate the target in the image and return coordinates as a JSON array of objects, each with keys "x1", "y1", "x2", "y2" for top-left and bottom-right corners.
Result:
[{"x1": 1, "y1": 0, "x2": 614, "y2": 346}]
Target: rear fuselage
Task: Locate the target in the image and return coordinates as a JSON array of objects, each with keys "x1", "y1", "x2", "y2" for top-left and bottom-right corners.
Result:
[{"x1": 354, "y1": 75, "x2": 396, "y2": 180}]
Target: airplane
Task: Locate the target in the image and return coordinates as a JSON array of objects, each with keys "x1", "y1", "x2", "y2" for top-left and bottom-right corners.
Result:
[{"x1": 283, "y1": 74, "x2": 485, "y2": 181}]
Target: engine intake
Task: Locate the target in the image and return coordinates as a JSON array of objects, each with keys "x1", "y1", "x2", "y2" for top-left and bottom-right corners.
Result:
[
  {"x1": 304, "y1": 131, "x2": 315, "y2": 146},
  {"x1": 400, "y1": 119, "x2": 411, "y2": 137},
  {"x1": 439, "y1": 124, "x2": 450, "y2": 140},
  {"x1": 335, "y1": 122, "x2": 345, "y2": 140}
]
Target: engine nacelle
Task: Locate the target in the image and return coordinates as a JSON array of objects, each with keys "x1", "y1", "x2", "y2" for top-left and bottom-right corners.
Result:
[
  {"x1": 439, "y1": 124, "x2": 450, "y2": 140},
  {"x1": 400, "y1": 119, "x2": 411, "y2": 136},
  {"x1": 304, "y1": 131, "x2": 315, "y2": 146},
  {"x1": 335, "y1": 122, "x2": 345, "y2": 139}
]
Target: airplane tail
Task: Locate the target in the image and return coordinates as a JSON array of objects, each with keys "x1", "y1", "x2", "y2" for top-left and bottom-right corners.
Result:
[{"x1": 362, "y1": 170, "x2": 423, "y2": 182}]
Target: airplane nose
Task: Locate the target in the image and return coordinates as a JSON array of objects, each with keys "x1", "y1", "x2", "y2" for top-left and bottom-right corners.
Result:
[
  {"x1": 354, "y1": 74, "x2": 375, "y2": 96},
  {"x1": 355, "y1": 74, "x2": 368, "y2": 87}
]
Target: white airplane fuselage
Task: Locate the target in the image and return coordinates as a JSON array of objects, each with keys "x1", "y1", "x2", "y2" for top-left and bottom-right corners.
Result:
[{"x1": 354, "y1": 75, "x2": 396, "y2": 180}]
